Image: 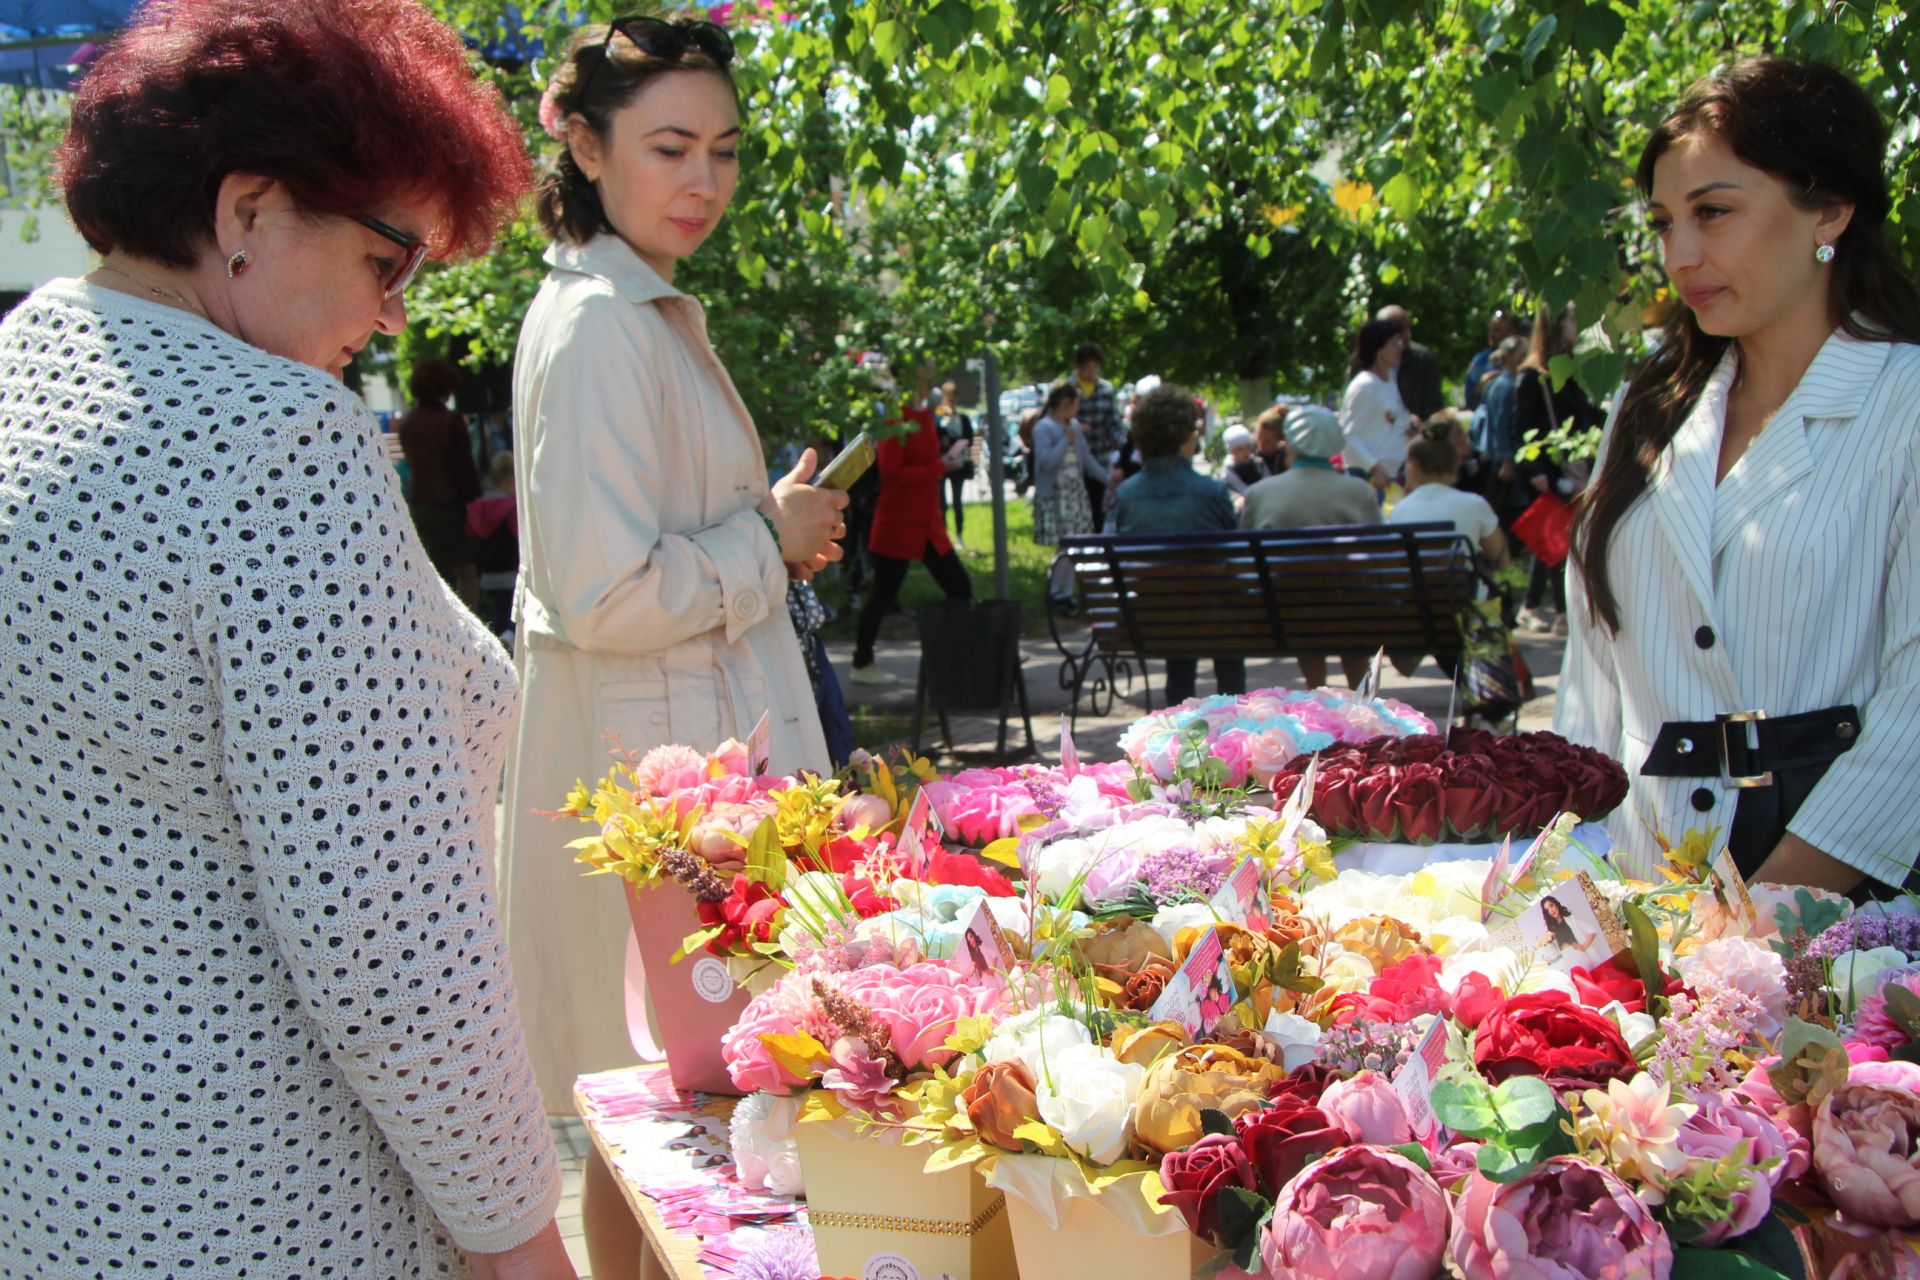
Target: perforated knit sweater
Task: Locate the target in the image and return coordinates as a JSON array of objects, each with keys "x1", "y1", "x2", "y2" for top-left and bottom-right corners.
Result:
[{"x1": 0, "y1": 281, "x2": 560, "y2": 1277}]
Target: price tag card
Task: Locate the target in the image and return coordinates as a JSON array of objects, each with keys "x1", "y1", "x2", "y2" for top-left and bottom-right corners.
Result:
[
  {"x1": 953, "y1": 898, "x2": 1016, "y2": 979},
  {"x1": 1148, "y1": 926, "x2": 1239, "y2": 1039},
  {"x1": 1392, "y1": 1017, "x2": 1449, "y2": 1144},
  {"x1": 898, "y1": 789, "x2": 933, "y2": 877},
  {"x1": 1058, "y1": 713, "x2": 1080, "y2": 777},
  {"x1": 1708, "y1": 849, "x2": 1761, "y2": 933},
  {"x1": 1208, "y1": 855, "x2": 1270, "y2": 933},
  {"x1": 746, "y1": 710, "x2": 772, "y2": 777}
]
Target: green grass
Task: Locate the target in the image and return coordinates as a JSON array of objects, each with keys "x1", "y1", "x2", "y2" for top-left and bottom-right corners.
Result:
[{"x1": 813, "y1": 499, "x2": 1059, "y2": 642}]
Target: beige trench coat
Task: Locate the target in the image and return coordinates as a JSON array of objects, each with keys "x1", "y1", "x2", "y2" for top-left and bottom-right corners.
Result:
[{"x1": 501, "y1": 235, "x2": 828, "y2": 1110}]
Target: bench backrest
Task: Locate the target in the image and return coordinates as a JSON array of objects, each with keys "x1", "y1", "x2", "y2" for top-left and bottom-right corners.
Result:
[{"x1": 1057, "y1": 523, "x2": 1475, "y2": 659}]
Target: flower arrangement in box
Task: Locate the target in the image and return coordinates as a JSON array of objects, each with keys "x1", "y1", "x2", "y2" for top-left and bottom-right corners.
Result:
[
  {"x1": 1265, "y1": 728, "x2": 1630, "y2": 845},
  {"x1": 1119, "y1": 686, "x2": 1436, "y2": 791},
  {"x1": 919, "y1": 760, "x2": 1138, "y2": 846}
]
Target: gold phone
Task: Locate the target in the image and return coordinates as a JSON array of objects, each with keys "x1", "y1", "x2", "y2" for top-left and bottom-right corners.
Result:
[{"x1": 815, "y1": 432, "x2": 876, "y2": 490}]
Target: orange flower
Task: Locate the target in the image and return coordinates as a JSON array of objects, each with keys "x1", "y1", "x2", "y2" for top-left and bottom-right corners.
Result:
[{"x1": 961, "y1": 1060, "x2": 1041, "y2": 1152}]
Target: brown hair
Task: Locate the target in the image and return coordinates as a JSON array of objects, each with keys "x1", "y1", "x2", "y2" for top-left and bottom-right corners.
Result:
[
  {"x1": 1130, "y1": 384, "x2": 1200, "y2": 458},
  {"x1": 535, "y1": 23, "x2": 738, "y2": 244},
  {"x1": 1573, "y1": 57, "x2": 1920, "y2": 632},
  {"x1": 1406, "y1": 421, "x2": 1459, "y2": 480}
]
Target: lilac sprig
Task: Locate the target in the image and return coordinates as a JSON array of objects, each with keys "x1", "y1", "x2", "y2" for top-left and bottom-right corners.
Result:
[
  {"x1": 1142, "y1": 843, "x2": 1227, "y2": 904},
  {"x1": 1649, "y1": 988, "x2": 1768, "y2": 1092},
  {"x1": 1805, "y1": 911, "x2": 1920, "y2": 963},
  {"x1": 1315, "y1": 1018, "x2": 1421, "y2": 1076},
  {"x1": 1022, "y1": 774, "x2": 1068, "y2": 819}
]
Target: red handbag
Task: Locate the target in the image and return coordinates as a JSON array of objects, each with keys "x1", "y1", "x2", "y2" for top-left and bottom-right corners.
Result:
[{"x1": 1511, "y1": 492, "x2": 1573, "y2": 567}]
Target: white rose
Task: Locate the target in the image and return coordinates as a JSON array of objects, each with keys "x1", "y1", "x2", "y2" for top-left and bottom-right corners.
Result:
[
  {"x1": 1313, "y1": 947, "x2": 1380, "y2": 995},
  {"x1": 1264, "y1": 1012, "x2": 1323, "y2": 1071},
  {"x1": 983, "y1": 1010, "x2": 1093, "y2": 1068},
  {"x1": 1150, "y1": 902, "x2": 1218, "y2": 951},
  {"x1": 1834, "y1": 947, "x2": 1914, "y2": 1014},
  {"x1": 1034, "y1": 1042, "x2": 1144, "y2": 1166},
  {"x1": 1031, "y1": 837, "x2": 1097, "y2": 903},
  {"x1": 1423, "y1": 918, "x2": 1491, "y2": 957}
]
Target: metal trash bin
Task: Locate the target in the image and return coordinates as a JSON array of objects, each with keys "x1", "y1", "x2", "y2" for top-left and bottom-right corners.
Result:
[{"x1": 911, "y1": 598, "x2": 1036, "y2": 760}]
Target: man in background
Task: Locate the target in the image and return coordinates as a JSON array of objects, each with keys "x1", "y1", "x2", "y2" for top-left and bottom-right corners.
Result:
[
  {"x1": 1376, "y1": 304, "x2": 1444, "y2": 422},
  {"x1": 1069, "y1": 341, "x2": 1123, "y2": 520}
]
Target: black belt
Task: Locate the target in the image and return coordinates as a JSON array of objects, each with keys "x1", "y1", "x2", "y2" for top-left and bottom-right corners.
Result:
[{"x1": 1640, "y1": 705, "x2": 1860, "y2": 788}]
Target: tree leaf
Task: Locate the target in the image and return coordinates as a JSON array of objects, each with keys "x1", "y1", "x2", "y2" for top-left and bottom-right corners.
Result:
[{"x1": 1520, "y1": 14, "x2": 1559, "y2": 74}]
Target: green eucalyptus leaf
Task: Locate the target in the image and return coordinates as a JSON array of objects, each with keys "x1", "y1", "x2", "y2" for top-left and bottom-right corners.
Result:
[
  {"x1": 1491, "y1": 1076, "x2": 1558, "y2": 1132},
  {"x1": 1431, "y1": 1079, "x2": 1501, "y2": 1138}
]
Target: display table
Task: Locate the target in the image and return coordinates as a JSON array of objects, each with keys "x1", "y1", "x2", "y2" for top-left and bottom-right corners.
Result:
[{"x1": 574, "y1": 1065, "x2": 808, "y2": 1279}]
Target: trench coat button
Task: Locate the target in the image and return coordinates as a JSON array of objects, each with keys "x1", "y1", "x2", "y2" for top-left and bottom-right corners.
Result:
[
  {"x1": 1691, "y1": 786, "x2": 1715, "y2": 812},
  {"x1": 734, "y1": 591, "x2": 760, "y2": 620}
]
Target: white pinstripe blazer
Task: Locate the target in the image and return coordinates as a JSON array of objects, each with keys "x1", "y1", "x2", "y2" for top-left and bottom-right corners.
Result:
[{"x1": 1556, "y1": 327, "x2": 1920, "y2": 886}]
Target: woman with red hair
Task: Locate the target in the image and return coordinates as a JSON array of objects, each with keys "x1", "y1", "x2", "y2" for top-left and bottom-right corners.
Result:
[{"x1": 0, "y1": 2, "x2": 572, "y2": 1276}]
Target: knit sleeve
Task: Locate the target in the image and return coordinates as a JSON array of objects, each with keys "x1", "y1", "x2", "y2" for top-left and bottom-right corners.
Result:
[{"x1": 193, "y1": 380, "x2": 560, "y2": 1254}]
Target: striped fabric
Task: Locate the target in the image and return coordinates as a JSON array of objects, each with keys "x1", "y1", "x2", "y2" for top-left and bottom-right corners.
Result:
[{"x1": 1556, "y1": 327, "x2": 1920, "y2": 887}]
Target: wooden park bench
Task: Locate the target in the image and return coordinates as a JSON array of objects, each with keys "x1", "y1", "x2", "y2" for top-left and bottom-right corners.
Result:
[{"x1": 1046, "y1": 522, "x2": 1477, "y2": 724}]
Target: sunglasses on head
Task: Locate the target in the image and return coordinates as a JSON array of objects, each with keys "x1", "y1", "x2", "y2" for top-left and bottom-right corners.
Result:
[
  {"x1": 353, "y1": 214, "x2": 428, "y2": 299},
  {"x1": 581, "y1": 16, "x2": 735, "y2": 96}
]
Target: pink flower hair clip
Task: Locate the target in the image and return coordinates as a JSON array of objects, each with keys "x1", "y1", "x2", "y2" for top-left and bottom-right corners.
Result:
[{"x1": 537, "y1": 84, "x2": 567, "y2": 141}]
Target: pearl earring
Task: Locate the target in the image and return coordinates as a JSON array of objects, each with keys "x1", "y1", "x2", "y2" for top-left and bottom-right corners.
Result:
[
  {"x1": 1814, "y1": 243, "x2": 1836, "y2": 264},
  {"x1": 226, "y1": 249, "x2": 249, "y2": 278}
]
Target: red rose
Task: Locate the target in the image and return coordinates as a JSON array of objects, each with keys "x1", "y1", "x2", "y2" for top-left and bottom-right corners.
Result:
[
  {"x1": 838, "y1": 870, "x2": 899, "y2": 918},
  {"x1": 1472, "y1": 990, "x2": 1637, "y2": 1091},
  {"x1": 1387, "y1": 735, "x2": 1447, "y2": 765},
  {"x1": 1390, "y1": 762, "x2": 1446, "y2": 844},
  {"x1": 695, "y1": 874, "x2": 784, "y2": 951},
  {"x1": 1158, "y1": 1132, "x2": 1259, "y2": 1244},
  {"x1": 816, "y1": 833, "x2": 876, "y2": 875},
  {"x1": 1569, "y1": 955, "x2": 1684, "y2": 1015},
  {"x1": 921, "y1": 849, "x2": 1017, "y2": 897},
  {"x1": 1235, "y1": 1096, "x2": 1349, "y2": 1197},
  {"x1": 1330, "y1": 953, "x2": 1451, "y2": 1026},
  {"x1": 1453, "y1": 971, "x2": 1506, "y2": 1029},
  {"x1": 1312, "y1": 769, "x2": 1360, "y2": 834}
]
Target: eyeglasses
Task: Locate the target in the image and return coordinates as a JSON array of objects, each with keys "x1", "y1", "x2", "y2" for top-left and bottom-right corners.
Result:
[
  {"x1": 353, "y1": 214, "x2": 429, "y2": 299},
  {"x1": 580, "y1": 16, "x2": 735, "y2": 97}
]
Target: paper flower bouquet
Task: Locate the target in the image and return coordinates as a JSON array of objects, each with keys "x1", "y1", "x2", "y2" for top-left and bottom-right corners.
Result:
[{"x1": 1119, "y1": 687, "x2": 1436, "y2": 790}]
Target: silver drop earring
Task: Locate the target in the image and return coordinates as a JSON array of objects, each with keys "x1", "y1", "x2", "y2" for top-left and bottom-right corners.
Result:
[
  {"x1": 1815, "y1": 242, "x2": 1836, "y2": 264},
  {"x1": 226, "y1": 249, "x2": 249, "y2": 278}
]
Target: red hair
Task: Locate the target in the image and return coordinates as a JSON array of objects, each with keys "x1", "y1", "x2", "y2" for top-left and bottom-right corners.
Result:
[{"x1": 58, "y1": 0, "x2": 532, "y2": 266}]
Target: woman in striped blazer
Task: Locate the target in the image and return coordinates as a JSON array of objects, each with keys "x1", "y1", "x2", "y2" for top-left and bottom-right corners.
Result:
[{"x1": 1556, "y1": 57, "x2": 1920, "y2": 894}]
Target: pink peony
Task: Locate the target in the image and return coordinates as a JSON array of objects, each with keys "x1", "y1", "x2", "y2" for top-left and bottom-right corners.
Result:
[
  {"x1": 707, "y1": 738, "x2": 752, "y2": 777},
  {"x1": 820, "y1": 1036, "x2": 900, "y2": 1114},
  {"x1": 721, "y1": 969, "x2": 836, "y2": 1094},
  {"x1": 1446, "y1": 1157, "x2": 1673, "y2": 1280},
  {"x1": 1673, "y1": 1092, "x2": 1793, "y2": 1245},
  {"x1": 840, "y1": 963, "x2": 1004, "y2": 1071},
  {"x1": 1813, "y1": 1079, "x2": 1920, "y2": 1229},
  {"x1": 1851, "y1": 976, "x2": 1920, "y2": 1053},
  {"x1": 1261, "y1": 1144, "x2": 1449, "y2": 1280},
  {"x1": 632, "y1": 742, "x2": 707, "y2": 796},
  {"x1": 1848, "y1": 1058, "x2": 1920, "y2": 1092},
  {"x1": 1674, "y1": 937, "x2": 1790, "y2": 1039},
  {"x1": 1319, "y1": 1071, "x2": 1416, "y2": 1146},
  {"x1": 834, "y1": 791, "x2": 895, "y2": 834}
]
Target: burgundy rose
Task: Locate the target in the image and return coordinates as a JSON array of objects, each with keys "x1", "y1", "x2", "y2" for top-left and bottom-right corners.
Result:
[
  {"x1": 1159, "y1": 1132, "x2": 1260, "y2": 1244},
  {"x1": 1353, "y1": 771, "x2": 1399, "y2": 840},
  {"x1": 1389, "y1": 762, "x2": 1446, "y2": 844},
  {"x1": 1313, "y1": 771, "x2": 1360, "y2": 833},
  {"x1": 1237, "y1": 1096, "x2": 1350, "y2": 1197},
  {"x1": 1388, "y1": 735, "x2": 1447, "y2": 765},
  {"x1": 1472, "y1": 990, "x2": 1637, "y2": 1091},
  {"x1": 1268, "y1": 1063, "x2": 1339, "y2": 1107}
]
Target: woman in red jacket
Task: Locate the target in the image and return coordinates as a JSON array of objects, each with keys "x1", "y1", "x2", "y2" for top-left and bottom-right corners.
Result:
[{"x1": 850, "y1": 401, "x2": 974, "y2": 685}]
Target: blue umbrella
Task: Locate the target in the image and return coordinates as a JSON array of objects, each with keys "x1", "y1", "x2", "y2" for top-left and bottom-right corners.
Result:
[{"x1": 0, "y1": 0, "x2": 133, "y2": 87}]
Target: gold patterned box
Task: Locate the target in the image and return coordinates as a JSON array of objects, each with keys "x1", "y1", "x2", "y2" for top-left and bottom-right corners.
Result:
[{"x1": 795, "y1": 1118, "x2": 1018, "y2": 1280}]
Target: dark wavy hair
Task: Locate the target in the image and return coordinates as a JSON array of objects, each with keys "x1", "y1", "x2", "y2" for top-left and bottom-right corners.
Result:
[
  {"x1": 57, "y1": 0, "x2": 530, "y2": 265},
  {"x1": 1349, "y1": 318, "x2": 1404, "y2": 377},
  {"x1": 1573, "y1": 57, "x2": 1920, "y2": 632},
  {"x1": 535, "y1": 23, "x2": 738, "y2": 245},
  {"x1": 1131, "y1": 384, "x2": 1200, "y2": 458}
]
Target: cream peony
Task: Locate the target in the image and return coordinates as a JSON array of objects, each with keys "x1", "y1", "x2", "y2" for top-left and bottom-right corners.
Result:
[
  {"x1": 982, "y1": 1010, "x2": 1092, "y2": 1069},
  {"x1": 1034, "y1": 1042, "x2": 1146, "y2": 1166},
  {"x1": 1676, "y1": 937, "x2": 1790, "y2": 1038}
]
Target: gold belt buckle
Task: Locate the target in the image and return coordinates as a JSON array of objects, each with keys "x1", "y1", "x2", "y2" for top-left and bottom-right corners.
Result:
[{"x1": 1716, "y1": 710, "x2": 1773, "y2": 788}]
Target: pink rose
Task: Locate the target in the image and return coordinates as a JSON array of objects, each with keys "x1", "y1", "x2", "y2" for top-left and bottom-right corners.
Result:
[
  {"x1": 1813, "y1": 1079, "x2": 1920, "y2": 1229},
  {"x1": 1673, "y1": 1092, "x2": 1792, "y2": 1245},
  {"x1": 722, "y1": 971, "x2": 831, "y2": 1095},
  {"x1": 1448, "y1": 1157, "x2": 1673, "y2": 1280},
  {"x1": 1261, "y1": 1144, "x2": 1449, "y2": 1280},
  {"x1": 1319, "y1": 1071, "x2": 1416, "y2": 1146},
  {"x1": 841, "y1": 963, "x2": 1003, "y2": 1071},
  {"x1": 1846, "y1": 1057, "x2": 1920, "y2": 1093},
  {"x1": 707, "y1": 738, "x2": 752, "y2": 777}
]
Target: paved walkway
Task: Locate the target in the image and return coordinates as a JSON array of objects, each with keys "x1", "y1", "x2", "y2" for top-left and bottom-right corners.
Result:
[{"x1": 824, "y1": 614, "x2": 1566, "y2": 762}]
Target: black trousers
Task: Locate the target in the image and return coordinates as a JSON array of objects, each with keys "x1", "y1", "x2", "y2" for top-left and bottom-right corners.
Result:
[
  {"x1": 853, "y1": 545, "x2": 972, "y2": 667},
  {"x1": 1165, "y1": 658, "x2": 1248, "y2": 706},
  {"x1": 943, "y1": 473, "x2": 968, "y2": 535}
]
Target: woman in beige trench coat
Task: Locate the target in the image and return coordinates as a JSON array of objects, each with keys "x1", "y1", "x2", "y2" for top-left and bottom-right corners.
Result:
[{"x1": 500, "y1": 20, "x2": 845, "y2": 1119}]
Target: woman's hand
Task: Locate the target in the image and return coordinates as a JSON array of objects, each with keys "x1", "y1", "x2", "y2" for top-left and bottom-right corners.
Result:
[
  {"x1": 1530, "y1": 474, "x2": 1550, "y2": 494},
  {"x1": 1752, "y1": 832, "x2": 1865, "y2": 895},
  {"x1": 1368, "y1": 464, "x2": 1390, "y2": 490},
  {"x1": 465, "y1": 1220, "x2": 578, "y2": 1280},
  {"x1": 760, "y1": 448, "x2": 849, "y2": 574}
]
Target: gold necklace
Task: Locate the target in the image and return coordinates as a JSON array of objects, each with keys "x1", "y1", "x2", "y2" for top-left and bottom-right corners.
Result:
[{"x1": 94, "y1": 263, "x2": 209, "y2": 318}]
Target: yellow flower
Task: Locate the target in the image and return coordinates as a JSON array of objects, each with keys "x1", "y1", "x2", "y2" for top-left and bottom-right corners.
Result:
[
  {"x1": 1134, "y1": 1045, "x2": 1286, "y2": 1155},
  {"x1": 1332, "y1": 178, "x2": 1374, "y2": 218}
]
